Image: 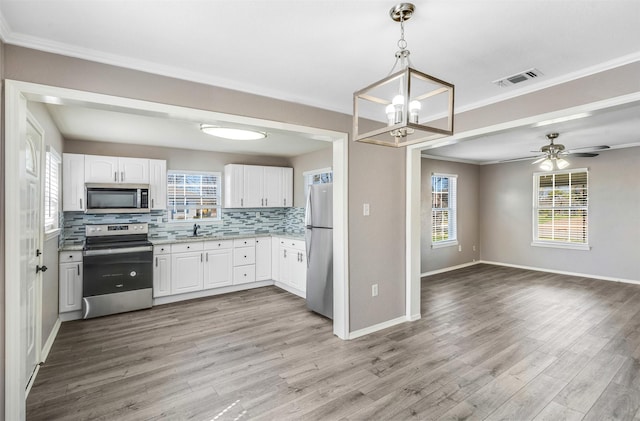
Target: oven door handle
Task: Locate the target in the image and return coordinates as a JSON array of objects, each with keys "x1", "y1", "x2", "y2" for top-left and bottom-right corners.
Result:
[{"x1": 83, "y1": 245, "x2": 154, "y2": 256}]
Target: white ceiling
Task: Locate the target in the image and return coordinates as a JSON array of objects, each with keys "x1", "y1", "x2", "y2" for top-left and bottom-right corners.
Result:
[{"x1": 1, "y1": 1, "x2": 639, "y2": 160}]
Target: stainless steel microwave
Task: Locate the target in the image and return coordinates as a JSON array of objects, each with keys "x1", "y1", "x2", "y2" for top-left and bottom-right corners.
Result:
[{"x1": 85, "y1": 184, "x2": 150, "y2": 214}]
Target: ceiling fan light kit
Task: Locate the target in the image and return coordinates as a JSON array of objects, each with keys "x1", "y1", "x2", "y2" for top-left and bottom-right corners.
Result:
[
  {"x1": 532, "y1": 132, "x2": 608, "y2": 171},
  {"x1": 353, "y1": 3, "x2": 455, "y2": 148}
]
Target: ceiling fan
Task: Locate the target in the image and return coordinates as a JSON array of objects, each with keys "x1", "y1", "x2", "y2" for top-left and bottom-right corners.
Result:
[{"x1": 504, "y1": 132, "x2": 610, "y2": 170}]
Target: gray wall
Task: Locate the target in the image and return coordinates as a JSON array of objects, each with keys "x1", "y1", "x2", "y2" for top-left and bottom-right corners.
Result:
[
  {"x1": 289, "y1": 146, "x2": 332, "y2": 207},
  {"x1": 3, "y1": 45, "x2": 408, "y2": 336},
  {"x1": 27, "y1": 101, "x2": 65, "y2": 345},
  {"x1": 479, "y1": 147, "x2": 640, "y2": 281},
  {"x1": 421, "y1": 158, "x2": 480, "y2": 273}
]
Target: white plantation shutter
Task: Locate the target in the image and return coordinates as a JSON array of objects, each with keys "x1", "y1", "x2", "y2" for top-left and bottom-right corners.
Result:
[
  {"x1": 431, "y1": 174, "x2": 457, "y2": 245},
  {"x1": 167, "y1": 171, "x2": 221, "y2": 221},
  {"x1": 534, "y1": 170, "x2": 588, "y2": 245},
  {"x1": 44, "y1": 147, "x2": 61, "y2": 231}
]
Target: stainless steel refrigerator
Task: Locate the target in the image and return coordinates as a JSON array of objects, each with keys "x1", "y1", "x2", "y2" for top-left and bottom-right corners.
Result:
[{"x1": 305, "y1": 183, "x2": 333, "y2": 319}]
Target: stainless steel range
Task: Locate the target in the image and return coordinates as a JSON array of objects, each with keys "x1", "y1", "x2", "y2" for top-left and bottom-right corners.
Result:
[{"x1": 82, "y1": 223, "x2": 153, "y2": 319}]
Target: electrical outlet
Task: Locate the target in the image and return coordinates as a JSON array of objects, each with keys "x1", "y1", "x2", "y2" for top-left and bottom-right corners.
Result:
[
  {"x1": 458, "y1": 245, "x2": 462, "y2": 252},
  {"x1": 363, "y1": 203, "x2": 370, "y2": 216},
  {"x1": 372, "y1": 284, "x2": 378, "y2": 297}
]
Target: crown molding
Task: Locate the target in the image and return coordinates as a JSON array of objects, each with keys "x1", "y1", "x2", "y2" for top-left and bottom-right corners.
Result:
[
  {"x1": 1, "y1": 21, "x2": 638, "y2": 117},
  {"x1": 456, "y1": 51, "x2": 640, "y2": 115}
]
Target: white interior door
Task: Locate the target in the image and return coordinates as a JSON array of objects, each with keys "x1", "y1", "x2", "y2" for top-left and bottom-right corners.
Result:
[{"x1": 23, "y1": 111, "x2": 44, "y2": 391}]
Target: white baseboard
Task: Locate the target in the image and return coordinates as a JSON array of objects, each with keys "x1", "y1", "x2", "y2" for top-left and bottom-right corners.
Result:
[
  {"x1": 480, "y1": 260, "x2": 640, "y2": 286},
  {"x1": 274, "y1": 281, "x2": 305, "y2": 299},
  {"x1": 153, "y1": 281, "x2": 274, "y2": 306},
  {"x1": 41, "y1": 318, "x2": 61, "y2": 363},
  {"x1": 60, "y1": 310, "x2": 83, "y2": 322},
  {"x1": 25, "y1": 364, "x2": 40, "y2": 398},
  {"x1": 407, "y1": 313, "x2": 421, "y2": 322},
  {"x1": 348, "y1": 316, "x2": 408, "y2": 340},
  {"x1": 421, "y1": 260, "x2": 481, "y2": 278}
]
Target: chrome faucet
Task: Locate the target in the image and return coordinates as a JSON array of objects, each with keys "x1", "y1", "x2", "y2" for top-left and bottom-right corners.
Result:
[{"x1": 193, "y1": 224, "x2": 201, "y2": 237}]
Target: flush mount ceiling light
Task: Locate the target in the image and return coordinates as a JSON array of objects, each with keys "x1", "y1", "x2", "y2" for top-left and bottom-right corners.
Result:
[
  {"x1": 200, "y1": 124, "x2": 267, "y2": 140},
  {"x1": 353, "y1": 3, "x2": 455, "y2": 148}
]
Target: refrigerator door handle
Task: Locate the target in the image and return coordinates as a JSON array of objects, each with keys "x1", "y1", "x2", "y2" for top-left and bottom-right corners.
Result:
[
  {"x1": 305, "y1": 228, "x2": 312, "y2": 268},
  {"x1": 305, "y1": 188, "x2": 312, "y2": 227}
]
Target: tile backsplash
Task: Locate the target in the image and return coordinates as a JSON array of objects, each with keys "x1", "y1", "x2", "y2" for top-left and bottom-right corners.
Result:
[{"x1": 63, "y1": 207, "x2": 306, "y2": 245}]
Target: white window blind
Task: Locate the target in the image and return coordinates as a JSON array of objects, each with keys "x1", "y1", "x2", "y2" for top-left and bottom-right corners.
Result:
[
  {"x1": 167, "y1": 171, "x2": 221, "y2": 222},
  {"x1": 431, "y1": 174, "x2": 457, "y2": 245},
  {"x1": 44, "y1": 146, "x2": 61, "y2": 232},
  {"x1": 533, "y1": 169, "x2": 588, "y2": 245}
]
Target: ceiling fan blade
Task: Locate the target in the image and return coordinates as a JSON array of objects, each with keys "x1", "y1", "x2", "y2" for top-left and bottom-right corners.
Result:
[
  {"x1": 568, "y1": 145, "x2": 610, "y2": 152},
  {"x1": 531, "y1": 156, "x2": 548, "y2": 164},
  {"x1": 500, "y1": 155, "x2": 542, "y2": 163},
  {"x1": 566, "y1": 152, "x2": 599, "y2": 158}
]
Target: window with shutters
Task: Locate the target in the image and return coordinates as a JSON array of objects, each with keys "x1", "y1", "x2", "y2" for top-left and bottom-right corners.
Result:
[
  {"x1": 533, "y1": 169, "x2": 589, "y2": 250},
  {"x1": 167, "y1": 170, "x2": 221, "y2": 222},
  {"x1": 44, "y1": 146, "x2": 61, "y2": 233},
  {"x1": 431, "y1": 173, "x2": 458, "y2": 247}
]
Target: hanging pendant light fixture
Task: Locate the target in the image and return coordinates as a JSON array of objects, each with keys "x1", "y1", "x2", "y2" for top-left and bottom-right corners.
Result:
[{"x1": 353, "y1": 3, "x2": 454, "y2": 147}]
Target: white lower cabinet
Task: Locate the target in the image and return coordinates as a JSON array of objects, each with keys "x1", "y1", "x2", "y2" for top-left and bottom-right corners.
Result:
[
  {"x1": 203, "y1": 240, "x2": 233, "y2": 289},
  {"x1": 171, "y1": 242, "x2": 204, "y2": 294},
  {"x1": 255, "y1": 237, "x2": 272, "y2": 281},
  {"x1": 278, "y1": 239, "x2": 307, "y2": 296},
  {"x1": 152, "y1": 235, "x2": 304, "y2": 301},
  {"x1": 153, "y1": 246, "x2": 171, "y2": 298},
  {"x1": 59, "y1": 251, "x2": 83, "y2": 313}
]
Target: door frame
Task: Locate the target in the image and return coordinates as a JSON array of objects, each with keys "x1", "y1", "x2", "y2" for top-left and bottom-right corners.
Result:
[
  {"x1": 4, "y1": 79, "x2": 350, "y2": 420},
  {"x1": 404, "y1": 92, "x2": 640, "y2": 321}
]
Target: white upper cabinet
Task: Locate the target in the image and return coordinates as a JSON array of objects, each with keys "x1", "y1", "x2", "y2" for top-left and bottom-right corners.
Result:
[
  {"x1": 282, "y1": 167, "x2": 293, "y2": 208},
  {"x1": 224, "y1": 164, "x2": 293, "y2": 208},
  {"x1": 149, "y1": 159, "x2": 167, "y2": 210},
  {"x1": 119, "y1": 157, "x2": 149, "y2": 183},
  {"x1": 263, "y1": 166, "x2": 283, "y2": 208},
  {"x1": 62, "y1": 153, "x2": 85, "y2": 211},
  {"x1": 85, "y1": 155, "x2": 149, "y2": 184},
  {"x1": 243, "y1": 165, "x2": 265, "y2": 208},
  {"x1": 224, "y1": 164, "x2": 245, "y2": 208}
]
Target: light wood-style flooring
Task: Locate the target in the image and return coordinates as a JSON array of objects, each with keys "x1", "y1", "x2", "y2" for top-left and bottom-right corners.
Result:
[{"x1": 27, "y1": 264, "x2": 640, "y2": 420}]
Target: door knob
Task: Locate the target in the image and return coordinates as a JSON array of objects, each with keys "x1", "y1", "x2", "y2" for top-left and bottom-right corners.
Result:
[{"x1": 36, "y1": 265, "x2": 48, "y2": 273}]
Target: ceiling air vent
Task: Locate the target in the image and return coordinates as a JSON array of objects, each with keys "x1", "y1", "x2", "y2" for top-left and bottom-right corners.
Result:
[{"x1": 493, "y1": 68, "x2": 544, "y2": 88}]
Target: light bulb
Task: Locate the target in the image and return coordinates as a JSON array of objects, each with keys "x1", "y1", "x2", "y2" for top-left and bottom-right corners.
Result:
[
  {"x1": 409, "y1": 100, "x2": 421, "y2": 124},
  {"x1": 539, "y1": 159, "x2": 553, "y2": 171},
  {"x1": 385, "y1": 104, "x2": 396, "y2": 126},
  {"x1": 556, "y1": 158, "x2": 570, "y2": 169},
  {"x1": 391, "y1": 95, "x2": 404, "y2": 124}
]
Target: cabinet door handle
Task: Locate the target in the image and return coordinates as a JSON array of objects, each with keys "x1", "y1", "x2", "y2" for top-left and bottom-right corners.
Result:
[
  {"x1": 241, "y1": 198, "x2": 243, "y2": 207},
  {"x1": 151, "y1": 199, "x2": 154, "y2": 208},
  {"x1": 206, "y1": 252, "x2": 209, "y2": 262},
  {"x1": 121, "y1": 171, "x2": 124, "y2": 182},
  {"x1": 79, "y1": 198, "x2": 83, "y2": 209},
  {"x1": 265, "y1": 198, "x2": 268, "y2": 206},
  {"x1": 284, "y1": 198, "x2": 286, "y2": 206},
  {"x1": 114, "y1": 172, "x2": 117, "y2": 182},
  {"x1": 77, "y1": 264, "x2": 80, "y2": 275},
  {"x1": 155, "y1": 257, "x2": 158, "y2": 267},
  {"x1": 200, "y1": 253, "x2": 203, "y2": 262},
  {"x1": 261, "y1": 198, "x2": 264, "y2": 206},
  {"x1": 284, "y1": 249, "x2": 287, "y2": 258}
]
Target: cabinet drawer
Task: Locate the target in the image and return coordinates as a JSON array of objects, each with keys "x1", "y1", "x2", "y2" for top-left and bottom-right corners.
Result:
[
  {"x1": 204, "y1": 239, "x2": 233, "y2": 250},
  {"x1": 233, "y1": 238, "x2": 255, "y2": 248},
  {"x1": 60, "y1": 251, "x2": 83, "y2": 263},
  {"x1": 233, "y1": 246, "x2": 256, "y2": 266},
  {"x1": 171, "y1": 242, "x2": 203, "y2": 253},
  {"x1": 280, "y1": 238, "x2": 305, "y2": 251},
  {"x1": 233, "y1": 265, "x2": 256, "y2": 284},
  {"x1": 153, "y1": 244, "x2": 171, "y2": 255}
]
